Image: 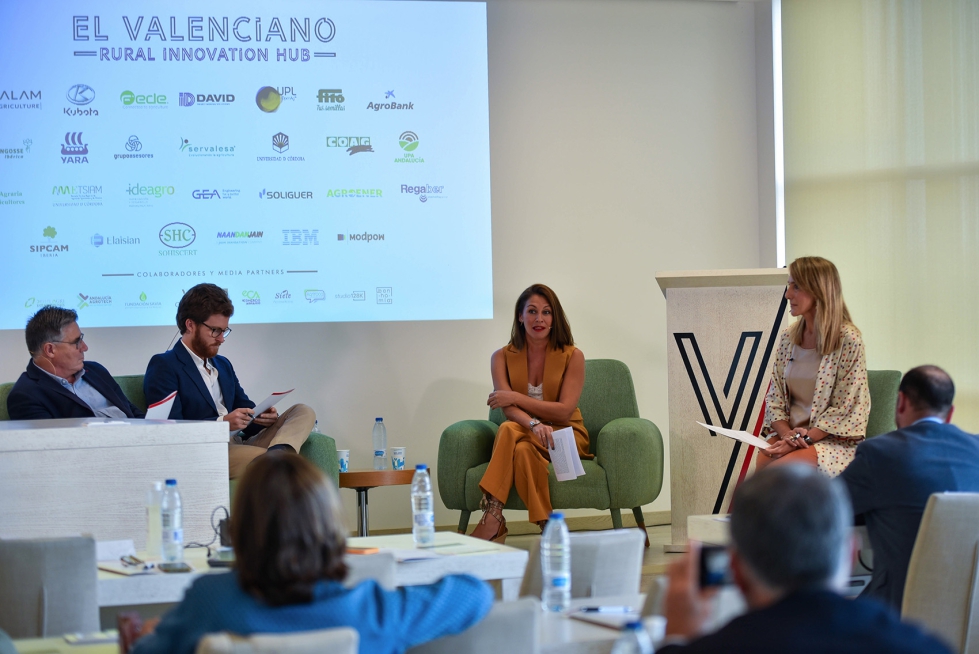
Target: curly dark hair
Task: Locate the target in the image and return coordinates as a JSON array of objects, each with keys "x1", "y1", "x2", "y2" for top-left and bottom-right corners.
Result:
[
  {"x1": 175, "y1": 284, "x2": 234, "y2": 334},
  {"x1": 231, "y1": 452, "x2": 349, "y2": 606}
]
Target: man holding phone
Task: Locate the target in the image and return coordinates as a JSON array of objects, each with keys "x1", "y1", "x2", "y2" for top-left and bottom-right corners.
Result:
[
  {"x1": 144, "y1": 284, "x2": 315, "y2": 479},
  {"x1": 658, "y1": 466, "x2": 950, "y2": 653}
]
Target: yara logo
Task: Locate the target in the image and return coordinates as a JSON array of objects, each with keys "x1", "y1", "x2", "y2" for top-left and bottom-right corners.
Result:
[{"x1": 60, "y1": 132, "x2": 89, "y2": 164}]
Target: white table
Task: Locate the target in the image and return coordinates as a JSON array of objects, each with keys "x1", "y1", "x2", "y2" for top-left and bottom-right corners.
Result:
[
  {"x1": 98, "y1": 532, "x2": 528, "y2": 607},
  {"x1": 0, "y1": 418, "x2": 229, "y2": 549},
  {"x1": 540, "y1": 595, "x2": 647, "y2": 654}
]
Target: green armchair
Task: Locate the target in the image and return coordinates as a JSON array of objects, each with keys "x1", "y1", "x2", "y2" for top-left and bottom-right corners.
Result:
[
  {"x1": 866, "y1": 369, "x2": 901, "y2": 438},
  {"x1": 0, "y1": 374, "x2": 338, "y2": 486},
  {"x1": 438, "y1": 359, "x2": 664, "y2": 536}
]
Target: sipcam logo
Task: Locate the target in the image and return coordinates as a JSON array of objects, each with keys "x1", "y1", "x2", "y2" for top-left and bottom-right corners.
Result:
[{"x1": 30, "y1": 226, "x2": 68, "y2": 256}]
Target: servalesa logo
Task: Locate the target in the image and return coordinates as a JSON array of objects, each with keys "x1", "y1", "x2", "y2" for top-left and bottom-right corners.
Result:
[
  {"x1": 128, "y1": 183, "x2": 174, "y2": 198},
  {"x1": 159, "y1": 222, "x2": 196, "y2": 248},
  {"x1": 120, "y1": 91, "x2": 167, "y2": 106},
  {"x1": 260, "y1": 189, "x2": 312, "y2": 199}
]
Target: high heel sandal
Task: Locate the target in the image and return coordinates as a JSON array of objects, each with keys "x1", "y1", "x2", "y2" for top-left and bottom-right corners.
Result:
[
  {"x1": 477, "y1": 494, "x2": 508, "y2": 544},
  {"x1": 536, "y1": 519, "x2": 548, "y2": 534}
]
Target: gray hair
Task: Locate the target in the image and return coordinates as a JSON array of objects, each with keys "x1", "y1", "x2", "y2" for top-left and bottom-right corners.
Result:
[
  {"x1": 730, "y1": 465, "x2": 852, "y2": 592},
  {"x1": 25, "y1": 306, "x2": 78, "y2": 356}
]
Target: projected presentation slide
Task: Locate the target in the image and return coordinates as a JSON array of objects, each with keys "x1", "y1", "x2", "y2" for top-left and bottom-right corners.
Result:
[{"x1": 0, "y1": 0, "x2": 492, "y2": 329}]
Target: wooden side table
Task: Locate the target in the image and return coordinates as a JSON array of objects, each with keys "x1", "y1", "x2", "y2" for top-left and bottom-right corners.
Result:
[{"x1": 339, "y1": 469, "x2": 415, "y2": 536}]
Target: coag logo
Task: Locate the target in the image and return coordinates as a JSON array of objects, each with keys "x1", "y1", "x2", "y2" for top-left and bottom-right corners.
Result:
[
  {"x1": 60, "y1": 132, "x2": 89, "y2": 164},
  {"x1": 192, "y1": 189, "x2": 221, "y2": 199},
  {"x1": 66, "y1": 84, "x2": 95, "y2": 105},
  {"x1": 120, "y1": 90, "x2": 167, "y2": 106},
  {"x1": 326, "y1": 136, "x2": 373, "y2": 155},
  {"x1": 272, "y1": 133, "x2": 289, "y2": 153},
  {"x1": 282, "y1": 229, "x2": 319, "y2": 245},
  {"x1": 159, "y1": 222, "x2": 196, "y2": 248}
]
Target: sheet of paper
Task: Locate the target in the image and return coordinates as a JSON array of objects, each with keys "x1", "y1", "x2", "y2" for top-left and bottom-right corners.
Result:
[
  {"x1": 145, "y1": 390, "x2": 177, "y2": 420},
  {"x1": 696, "y1": 422, "x2": 770, "y2": 450},
  {"x1": 550, "y1": 426, "x2": 585, "y2": 481},
  {"x1": 569, "y1": 609, "x2": 641, "y2": 630},
  {"x1": 380, "y1": 548, "x2": 442, "y2": 562},
  {"x1": 250, "y1": 389, "x2": 294, "y2": 420}
]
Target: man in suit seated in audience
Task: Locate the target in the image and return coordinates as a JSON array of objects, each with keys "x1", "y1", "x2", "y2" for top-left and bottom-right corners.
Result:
[
  {"x1": 659, "y1": 465, "x2": 951, "y2": 653},
  {"x1": 144, "y1": 284, "x2": 315, "y2": 478},
  {"x1": 840, "y1": 365, "x2": 979, "y2": 610},
  {"x1": 7, "y1": 306, "x2": 144, "y2": 420}
]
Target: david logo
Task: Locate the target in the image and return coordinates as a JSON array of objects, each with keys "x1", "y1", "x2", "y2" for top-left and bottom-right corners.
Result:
[{"x1": 179, "y1": 93, "x2": 196, "y2": 107}]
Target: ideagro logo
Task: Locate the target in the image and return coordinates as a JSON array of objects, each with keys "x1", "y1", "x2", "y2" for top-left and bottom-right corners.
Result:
[
  {"x1": 394, "y1": 131, "x2": 423, "y2": 164},
  {"x1": 127, "y1": 182, "x2": 175, "y2": 208}
]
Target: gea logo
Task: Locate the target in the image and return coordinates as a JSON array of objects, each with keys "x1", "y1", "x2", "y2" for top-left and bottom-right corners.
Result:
[
  {"x1": 159, "y1": 222, "x2": 196, "y2": 248},
  {"x1": 120, "y1": 91, "x2": 167, "y2": 105},
  {"x1": 192, "y1": 189, "x2": 221, "y2": 199}
]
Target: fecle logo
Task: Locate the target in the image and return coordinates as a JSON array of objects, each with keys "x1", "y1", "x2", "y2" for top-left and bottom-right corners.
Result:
[{"x1": 120, "y1": 90, "x2": 168, "y2": 107}]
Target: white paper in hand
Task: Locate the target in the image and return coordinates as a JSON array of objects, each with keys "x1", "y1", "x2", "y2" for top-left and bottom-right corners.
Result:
[
  {"x1": 696, "y1": 422, "x2": 770, "y2": 449},
  {"x1": 550, "y1": 426, "x2": 586, "y2": 481},
  {"x1": 145, "y1": 390, "x2": 177, "y2": 420}
]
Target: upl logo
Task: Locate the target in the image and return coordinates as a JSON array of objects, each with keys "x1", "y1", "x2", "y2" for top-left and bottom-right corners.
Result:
[{"x1": 159, "y1": 222, "x2": 196, "y2": 248}]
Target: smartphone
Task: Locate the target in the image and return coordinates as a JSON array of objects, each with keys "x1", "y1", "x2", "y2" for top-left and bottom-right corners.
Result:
[
  {"x1": 158, "y1": 561, "x2": 193, "y2": 573},
  {"x1": 699, "y1": 545, "x2": 734, "y2": 588}
]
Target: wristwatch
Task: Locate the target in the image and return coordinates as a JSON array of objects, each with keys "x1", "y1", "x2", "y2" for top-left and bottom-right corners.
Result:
[{"x1": 528, "y1": 419, "x2": 541, "y2": 430}]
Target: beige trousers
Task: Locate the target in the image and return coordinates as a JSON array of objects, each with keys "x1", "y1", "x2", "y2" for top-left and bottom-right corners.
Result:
[{"x1": 228, "y1": 403, "x2": 316, "y2": 479}]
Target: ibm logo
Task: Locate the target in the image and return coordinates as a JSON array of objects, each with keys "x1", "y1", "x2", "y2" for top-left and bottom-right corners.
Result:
[{"x1": 281, "y1": 229, "x2": 319, "y2": 245}]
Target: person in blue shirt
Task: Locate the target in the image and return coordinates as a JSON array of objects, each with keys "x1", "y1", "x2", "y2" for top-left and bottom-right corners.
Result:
[
  {"x1": 133, "y1": 452, "x2": 493, "y2": 654},
  {"x1": 7, "y1": 306, "x2": 144, "y2": 420}
]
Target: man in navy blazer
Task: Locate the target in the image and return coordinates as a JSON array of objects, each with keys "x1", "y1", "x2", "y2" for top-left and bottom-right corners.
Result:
[
  {"x1": 7, "y1": 306, "x2": 144, "y2": 420},
  {"x1": 144, "y1": 284, "x2": 315, "y2": 478},
  {"x1": 658, "y1": 465, "x2": 951, "y2": 654},
  {"x1": 841, "y1": 365, "x2": 979, "y2": 610}
]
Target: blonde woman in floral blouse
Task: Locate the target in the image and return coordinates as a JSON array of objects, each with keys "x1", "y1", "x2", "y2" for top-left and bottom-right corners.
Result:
[{"x1": 756, "y1": 256, "x2": 871, "y2": 477}]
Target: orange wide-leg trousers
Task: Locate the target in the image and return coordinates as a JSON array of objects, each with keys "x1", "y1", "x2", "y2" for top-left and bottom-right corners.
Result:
[{"x1": 479, "y1": 421, "x2": 552, "y2": 523}]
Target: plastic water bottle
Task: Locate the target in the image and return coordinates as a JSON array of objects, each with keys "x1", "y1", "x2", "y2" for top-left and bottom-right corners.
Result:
[
  {"x1": 541, "y1": 512, "x2": 571, "y2": 611},
  {"x1": 372, "y1": 417, "x2": 387, "y2": 470},
  {"x1": 611, "y1": 622, "x2": 655, "y2": 654},
  {"x1": 312, "y1": 420, "x2": 322, "y2": 434},
  {"x1": 160, "y1": 479, "x2": 183, "y2": 562},
  {"x1": 145, "y1": 481, "x2": 164, "y2": 559},
  {"x1": 411, "y1": 464, "x2": 435, "y2": 547}
]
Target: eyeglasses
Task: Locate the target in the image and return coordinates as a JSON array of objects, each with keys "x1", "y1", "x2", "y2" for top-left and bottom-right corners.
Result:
[
  {"x1": 51, "y1": 333, "x2": 85, "y2": 350},
  {"x1": 201, "y1": 322, "x2": 232, "y2": 338}
]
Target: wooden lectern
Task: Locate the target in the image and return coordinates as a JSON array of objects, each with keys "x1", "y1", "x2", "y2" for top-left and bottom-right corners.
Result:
[{"x1": 656, "y1": 269, "x2": 788, "y2": 551}]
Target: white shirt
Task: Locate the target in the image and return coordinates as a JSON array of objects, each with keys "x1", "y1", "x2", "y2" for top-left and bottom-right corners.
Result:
[{"x1": 180, "y1": 340, "x2": 228, "y2": 418}]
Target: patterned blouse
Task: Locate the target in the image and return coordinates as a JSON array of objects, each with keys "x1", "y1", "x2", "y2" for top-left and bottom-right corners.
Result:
[{"x1": 763, "y1": 323, "x2": 872, "y2": 477}]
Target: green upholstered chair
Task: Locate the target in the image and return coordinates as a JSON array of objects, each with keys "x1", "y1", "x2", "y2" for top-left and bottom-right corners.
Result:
[
  {"x1": 866, "y1": 369, "x2": 901, "y2": 438},
  {"x1": 0, "y1": 375, "x2": 339, "y2": 487},
  {"x1": 437, "y1": 359, "x2": 664, "y2": 537}
]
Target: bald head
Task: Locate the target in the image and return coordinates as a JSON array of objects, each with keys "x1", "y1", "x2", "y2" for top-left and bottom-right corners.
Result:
[{"x1": 896, "y1": 365, "x2": 954, "y2": 428}]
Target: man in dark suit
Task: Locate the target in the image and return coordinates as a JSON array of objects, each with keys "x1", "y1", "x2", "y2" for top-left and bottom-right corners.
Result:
[
  {"x1": 7, "y1": 306, "x2": 143, "y2": 420},
  {"x1": 144, "y1": 284, "x2": 314, "y2": 478},
  {"x1": 658, "y1": 465, "x2": 951, "y2": 654},
  {"x1": 840, "y1": 365, "x2": 979, "y2": 610}
]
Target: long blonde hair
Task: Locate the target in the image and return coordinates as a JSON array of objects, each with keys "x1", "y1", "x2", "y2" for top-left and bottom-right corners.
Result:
[{"x1": 787, "y1": 256, "x2": 856, "y2": 355}]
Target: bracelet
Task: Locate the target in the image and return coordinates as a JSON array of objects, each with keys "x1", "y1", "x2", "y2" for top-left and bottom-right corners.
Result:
[
  {"x1": 803, "y1": 435, "x2": 814, "y2": 446},
  {"x1": 528, "y1": 419, "x2": 541, "y2": 430}
]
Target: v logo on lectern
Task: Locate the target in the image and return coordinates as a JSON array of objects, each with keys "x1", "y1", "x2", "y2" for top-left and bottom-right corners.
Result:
[{"x1": 672, "y1": 295, "x2": 788, "y2": 513}]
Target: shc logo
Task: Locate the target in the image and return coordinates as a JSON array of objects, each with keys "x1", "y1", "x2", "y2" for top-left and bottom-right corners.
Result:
[
  {"x1": 66, "y1": 84, "x2": 95, "y2": 105},
  {"x1": 272, "y1": 132, "x2": 289, "y2": 153},
  {"x1": 159, "y1": 222, "x2": 196, "y2": 248}
]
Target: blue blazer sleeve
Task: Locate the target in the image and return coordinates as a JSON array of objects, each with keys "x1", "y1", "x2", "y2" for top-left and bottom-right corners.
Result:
[
  {"x1": 144, "y1": 353, "x2": 185, "y2": 420},
  {"x1": 839, "y1": 443, "x2": 878, "y2": 517},
  {"x1": 6, "y1": 376, "x2": 56, "y2": 420}
]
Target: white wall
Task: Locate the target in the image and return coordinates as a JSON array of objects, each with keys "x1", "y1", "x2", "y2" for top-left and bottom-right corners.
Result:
[{"x1": 0, "y1": 0, "x2": 768, "y2": 531}]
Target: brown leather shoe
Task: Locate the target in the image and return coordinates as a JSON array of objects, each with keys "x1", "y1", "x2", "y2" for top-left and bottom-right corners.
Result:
[{"x1": 474, "y1": 494, "x2": 508, "y2": 544}]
